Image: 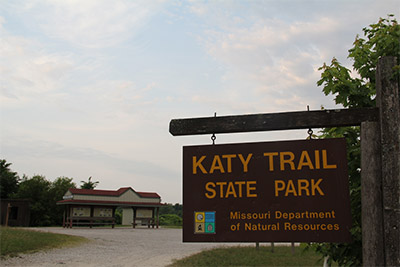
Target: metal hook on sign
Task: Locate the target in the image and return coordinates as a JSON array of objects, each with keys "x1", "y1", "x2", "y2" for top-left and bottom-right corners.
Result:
[
  {"x1": 307, "y1": 105, "x2": 313, "y2": 140},
  {"x1": 211, "y1": 112, "x2": 217, "y2": 145},
  {"x1": 211, "y1": 133, "x2": 216, "y2": 145}
]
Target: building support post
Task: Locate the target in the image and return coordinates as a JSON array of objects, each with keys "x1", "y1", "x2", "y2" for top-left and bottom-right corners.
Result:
[
  {"x1": 5, "y1": 203, "x2": 11, "y2": 227},
  {"x1": 62, "y1": 208, "x2": 66, "y2": 228},
  {"x1": 112, "y1": 207, "x2": 116, "y2": 228},
  {"x1": 156, "y1": 207, "x2": 159, "y2": 229},
  {"x1": 132, "y1": 207, "x2": 137, "y2": 228},
  {"x1": 69, "y1": 205, "x2": 73, "y2": 228},
  {"x1": 90, "y1": 206, "x2": 94, "y2": 228},
  {"x1": 151, "y1": 208, "x2": 155, "y2": 228}
]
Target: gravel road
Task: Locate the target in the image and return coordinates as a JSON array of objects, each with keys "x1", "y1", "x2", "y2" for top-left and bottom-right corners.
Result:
[{"x1": 1, "y1": 227, "x2": 250, "y2": 267}]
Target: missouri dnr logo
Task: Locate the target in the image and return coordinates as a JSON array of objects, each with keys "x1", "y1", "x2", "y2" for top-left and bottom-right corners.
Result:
[{"x1": 194, "y1": 211, "x2": 216, "y2": 234}]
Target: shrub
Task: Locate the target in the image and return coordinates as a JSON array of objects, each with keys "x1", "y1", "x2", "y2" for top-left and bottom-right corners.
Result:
[{"x1": 159, "y1": 214, "x2": 182, "y2": 226}]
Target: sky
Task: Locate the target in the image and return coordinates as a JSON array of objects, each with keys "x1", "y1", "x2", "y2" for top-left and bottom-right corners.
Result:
[{"x1": 1, "y1": 0, "x2": 398, "y2": 204}]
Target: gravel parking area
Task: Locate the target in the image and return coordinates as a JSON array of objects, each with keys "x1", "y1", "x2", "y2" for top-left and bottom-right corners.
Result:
[{"x1": 1, "y1": 227, "x2": 250, "y2": 267}]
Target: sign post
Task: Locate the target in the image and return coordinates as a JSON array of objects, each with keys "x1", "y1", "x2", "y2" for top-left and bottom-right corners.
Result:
[{"x1": 170, "y1": 56, "x2": 399, "y2": 266}]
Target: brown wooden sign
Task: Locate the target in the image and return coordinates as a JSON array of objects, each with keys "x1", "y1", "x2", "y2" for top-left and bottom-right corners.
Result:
[{"x1": 183, "y1": 138, "x2": 352, "y2": 242}]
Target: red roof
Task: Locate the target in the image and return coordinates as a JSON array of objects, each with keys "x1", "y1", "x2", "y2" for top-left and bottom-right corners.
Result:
[
  {"x1": 68, "y1": 187, "x2": 160, "y2": 198},
  {"x1": 57, "y1": 199, "x2": 164, "y2": 207}
]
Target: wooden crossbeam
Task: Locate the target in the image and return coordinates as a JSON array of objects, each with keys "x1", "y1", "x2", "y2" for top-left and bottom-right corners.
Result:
[{"x1": 169, "y1": 107, "x2": 378, "y2": 136}]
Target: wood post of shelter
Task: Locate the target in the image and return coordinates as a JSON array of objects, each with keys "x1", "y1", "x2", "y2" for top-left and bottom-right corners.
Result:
[
  {"x1": 169, "y1": 56, "x2": 399, "y2": 266},
  {"x1": 5, "y1": 203, "x2": 11, "y2": 227}
]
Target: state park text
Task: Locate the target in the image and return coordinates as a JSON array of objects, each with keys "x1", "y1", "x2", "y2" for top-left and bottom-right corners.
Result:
[
  {"x1": 183, "y1": 138, "x2": 352, "y2": 242},
  {"x1": 192, "y1": 149, "x2": 337, "y2": 198}
]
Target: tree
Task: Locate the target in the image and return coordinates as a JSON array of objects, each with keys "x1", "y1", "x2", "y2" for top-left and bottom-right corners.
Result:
[
  {"x1": 13, "y1": 174, "x2": 76, "y2": 226},
  {"x1": 159, "y1": 203, "x2": 182, "y2": 218},
  {"x1": 15, "y1": 175, "x2": 52, "y2": 226},
  {"x1": 80, "y1": 176, "x2": 99, "y2": 189},
  {"x1": 173, "y1": 203, "x2": 183, "y2": 218},
  {"x1": 310, "y1": 15, "x2": 399, "y2": 266},
  {"x1": 159, "y1": 214, "x2": 182, "y2": 226},
  {"x1": 48, "y1": 177, "x2": 76, "y2": 225},
  {"x1": 0, "y1": 159, "x2": 20, "y2": 199},
  {"x1": 0, "y1": 159, "x2": 78, "y2": 226}
]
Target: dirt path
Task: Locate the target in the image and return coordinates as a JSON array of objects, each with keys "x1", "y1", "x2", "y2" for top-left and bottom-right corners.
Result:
[{"x1": 1, "y1": 227, "x2": 249, "y2": 267}]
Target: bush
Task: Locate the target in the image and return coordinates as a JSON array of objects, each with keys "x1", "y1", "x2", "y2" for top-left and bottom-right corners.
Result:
[
  {"x1": 115, "y1": 208, "x2": 122, "y2": 225},
  {"x1": 159, "y1": 214, "x2": 182, "y2": 226}
]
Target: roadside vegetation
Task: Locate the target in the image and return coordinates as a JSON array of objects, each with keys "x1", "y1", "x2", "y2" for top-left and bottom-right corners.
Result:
[
  {"x1": 0, "y1": 159, "x2": 78, "y2": 226},
  {"x1": 159, "y1": 203, "x2": 182, "y2": 227},
  {"x1": 159, "y1": 214, "x2": 182, "y2": 227},
  {"x1": 169, "y1": 244, "x2": 336, "y2": 267},
  {"x1": 0, "y1": 227, "x2": 89, "y2": 258}
]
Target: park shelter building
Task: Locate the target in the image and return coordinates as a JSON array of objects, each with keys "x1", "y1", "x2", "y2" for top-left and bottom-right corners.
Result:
[{"x1": 57, "y1": 187, "x2": 162, "y2": 228}]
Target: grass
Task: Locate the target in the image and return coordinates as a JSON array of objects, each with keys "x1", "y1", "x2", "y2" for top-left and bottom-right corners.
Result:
[
  {"x1": 169, "y1": 244, "x2": 330, "y2": 267},
  {"x1": 0, "y1": 227, "x2": 89, "y2": 258},
  {"x1": 160, "y1": 225, "x2": 183, "y2": 229}
]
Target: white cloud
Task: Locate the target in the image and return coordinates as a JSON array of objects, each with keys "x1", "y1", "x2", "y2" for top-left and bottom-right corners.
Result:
[
  {"x1": 0, "y1": 0, "x2": 166, "y2": 108},
  {"x1": 0, "y1": 29, "x2": 75, "y2": 106},
  {"x1": 204, "y1": 15, "x2": 341, "y2": 74},
  {"x1": 5, "y1": 0, "x2": 166, "y2": 49},
  {"x1": 187, "y1": 2, "x2": 396, "y2": 112}
]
